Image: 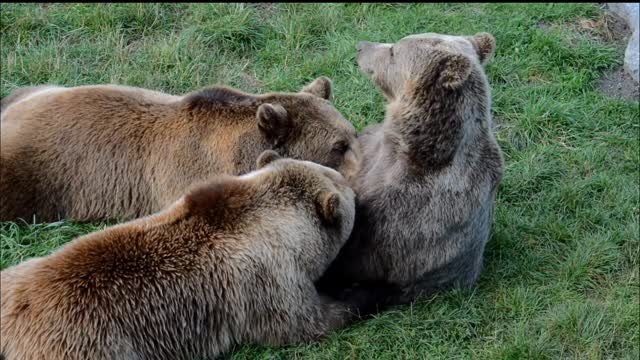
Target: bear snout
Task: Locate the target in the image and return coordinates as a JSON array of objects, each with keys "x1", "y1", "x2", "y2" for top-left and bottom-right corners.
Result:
[
  {"x1": 356, "y1": 41, "x2": 375, "y2": 52},
  {"x1": 355, "y1": 41, "x2": 380, "y2": 76}
]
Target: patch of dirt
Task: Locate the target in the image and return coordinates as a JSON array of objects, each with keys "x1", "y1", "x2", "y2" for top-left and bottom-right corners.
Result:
[
  {"x1": 244, "y1": 3, "x2": 276, "y2": 20},
  {"x1": 537, "y1": 10, "x2": 638, "y2": 102},
  {"x1": 576, "y1": 10, "x2": 630, "y2": 48},
  {"x1": 537, "y1": 21, "x2": 550, "y2": 30},
  {"x1": 594, "y1": 6, "x2": 639, "y2": 102},
  {"x1": 538, "y1": 10, "x2": 630, "y2": 48},
  {"x1": 597, "y1": 67, "x2": 640, "y2": 102}
]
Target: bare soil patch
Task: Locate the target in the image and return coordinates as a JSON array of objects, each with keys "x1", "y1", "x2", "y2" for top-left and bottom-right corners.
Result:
[{"x1": 597, "y1": 67, "x2": 639, "y2": 102}]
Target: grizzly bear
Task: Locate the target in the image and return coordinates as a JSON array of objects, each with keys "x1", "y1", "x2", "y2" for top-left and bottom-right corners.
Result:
[
  {"x1": 1, "y1": 152, "x2": 359, "y2": 360},
  {"x1": 0, "y1": 77, "x2": 360, "y2": 223},
  {"x1": 317, "y1": 32, "x2": 504, "y2": 307}
]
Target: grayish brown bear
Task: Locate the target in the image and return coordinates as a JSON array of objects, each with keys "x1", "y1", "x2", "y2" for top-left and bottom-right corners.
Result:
[
  {"x1": 0, "y1": 77, "x2": 360, "y2": 223},
  {"x1": 318, "y1": 32, "x2": 504, "y2": 307},
  {"x1": 1, "y1": 152, "x2": 358, "y2": 360}
]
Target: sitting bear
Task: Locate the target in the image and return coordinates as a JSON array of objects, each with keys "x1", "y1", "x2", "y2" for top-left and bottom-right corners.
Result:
[
  {"x1": 0, "y1": 77, "x2": 360, "y2": 223},
  {"x1": 1, "y1": 152, "x2": 358, "y2": 360},
  {"x1": 318, "y1": 32, "x2": 504, "y2": 307}
]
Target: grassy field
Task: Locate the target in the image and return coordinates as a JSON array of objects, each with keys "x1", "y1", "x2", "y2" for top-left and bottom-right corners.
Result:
[{"x1": 1, "y1": 3, "x2": 638, "y2": 359}]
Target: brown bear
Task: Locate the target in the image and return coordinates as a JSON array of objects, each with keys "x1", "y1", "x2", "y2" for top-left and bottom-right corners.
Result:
[
  {"x1": 317, "y1": 32, "x2": 504, "y2": 307},
  {"x1": 1, "y1": 152, "x2": 359, "y2": 360},
  {"x1": 0, "y1": 77, "x2": 360, "y2": 223}
]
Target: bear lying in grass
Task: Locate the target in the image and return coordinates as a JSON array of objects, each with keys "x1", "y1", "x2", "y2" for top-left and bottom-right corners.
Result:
[
  {"x1": 318, "y1": 32, "x2": 504, "y2": 307},
  {"x1": 0, "y1": 77, "x2": 360, "y2": 223},
  {"x1": 1, "y1": 152, "x2": 358, "y2": 360}
]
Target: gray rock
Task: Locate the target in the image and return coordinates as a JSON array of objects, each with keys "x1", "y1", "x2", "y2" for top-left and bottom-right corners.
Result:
[
  {"x1": 608, "y1": 3, "x2": 639, "y2": 82},
  {"x1": 609, "y1": 3, "x2": 639, "y2": 28},
  {"x1": 625, "y1": 29, "x2": 639, "y2": 82}
]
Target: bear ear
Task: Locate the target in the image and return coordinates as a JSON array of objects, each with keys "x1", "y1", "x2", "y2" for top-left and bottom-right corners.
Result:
[
  {"x1": 468, "y1": 32, "x2": 496, "y2": 65},
  {"x1": 438, "y1": 53, "x2": 472, "y2": 89},
  {"x1": 256, "y1": 150, "x2": 281, "y2": 169},
  {"x1": 257, "y1": 103, "x2": 291, "y2": 143},
  {"x1": 315, "y1": 191, "x2": 341, "y2": 225},
  {"x1": 301, "y1": 76, "x2": 333, "y2": 100},
  {"x1": 183, "y1": 179, "x2": 231, "y2": 215}
]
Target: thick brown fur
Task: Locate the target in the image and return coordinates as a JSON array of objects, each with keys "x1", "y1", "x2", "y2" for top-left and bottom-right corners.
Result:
[
  {"x1": 1, "y1": 154, "x2": 358, "y2": 360},
  {"x1": 0, "y1": 77, "x2": 360, "y2": 223},
  {"x1": 317, "y1": 32, "x2": 504, "y2": 307}
]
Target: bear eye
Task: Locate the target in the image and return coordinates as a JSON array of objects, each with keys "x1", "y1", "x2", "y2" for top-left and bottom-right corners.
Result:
[{"x1": 332, "y1": 141, "x2": 349, "y2": 155}]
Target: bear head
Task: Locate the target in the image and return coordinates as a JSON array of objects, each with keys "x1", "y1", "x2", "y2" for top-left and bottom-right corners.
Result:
[
  {"x1": 256, "y1": 77, "x2": 361, "y2": 182},
  {"x1": 356, "y1": 32, "x2": 495, "y2": 101}
]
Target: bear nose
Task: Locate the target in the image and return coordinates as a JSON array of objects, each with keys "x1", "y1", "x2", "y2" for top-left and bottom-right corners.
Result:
[{"x1": 356, "y1": 41, "x2": 374, "y2": 52}]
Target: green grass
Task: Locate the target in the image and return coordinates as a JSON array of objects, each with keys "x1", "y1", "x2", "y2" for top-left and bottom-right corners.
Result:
[{"x1": 1, "y1": 3, "x2": 638, "y2": 359}]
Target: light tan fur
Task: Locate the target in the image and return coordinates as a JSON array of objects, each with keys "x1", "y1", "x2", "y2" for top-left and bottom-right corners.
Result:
[
  {"x1": 0, "y1": 77, "x2": 360, "y2": 223},
  {"x1": 1, "y1": 153, "x2": 358, "y2": 360}
]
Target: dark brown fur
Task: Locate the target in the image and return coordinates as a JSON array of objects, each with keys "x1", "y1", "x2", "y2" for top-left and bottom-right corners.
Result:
[
  {"x1": 318, "y1": 32, "x2": 504, "y2": 308},
  {"x1": 1, "y1": 154, "x2": 358, "y2": 360},
  {"x1": 0, "y1": 78, "x2": 360, "y2": 223}
]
